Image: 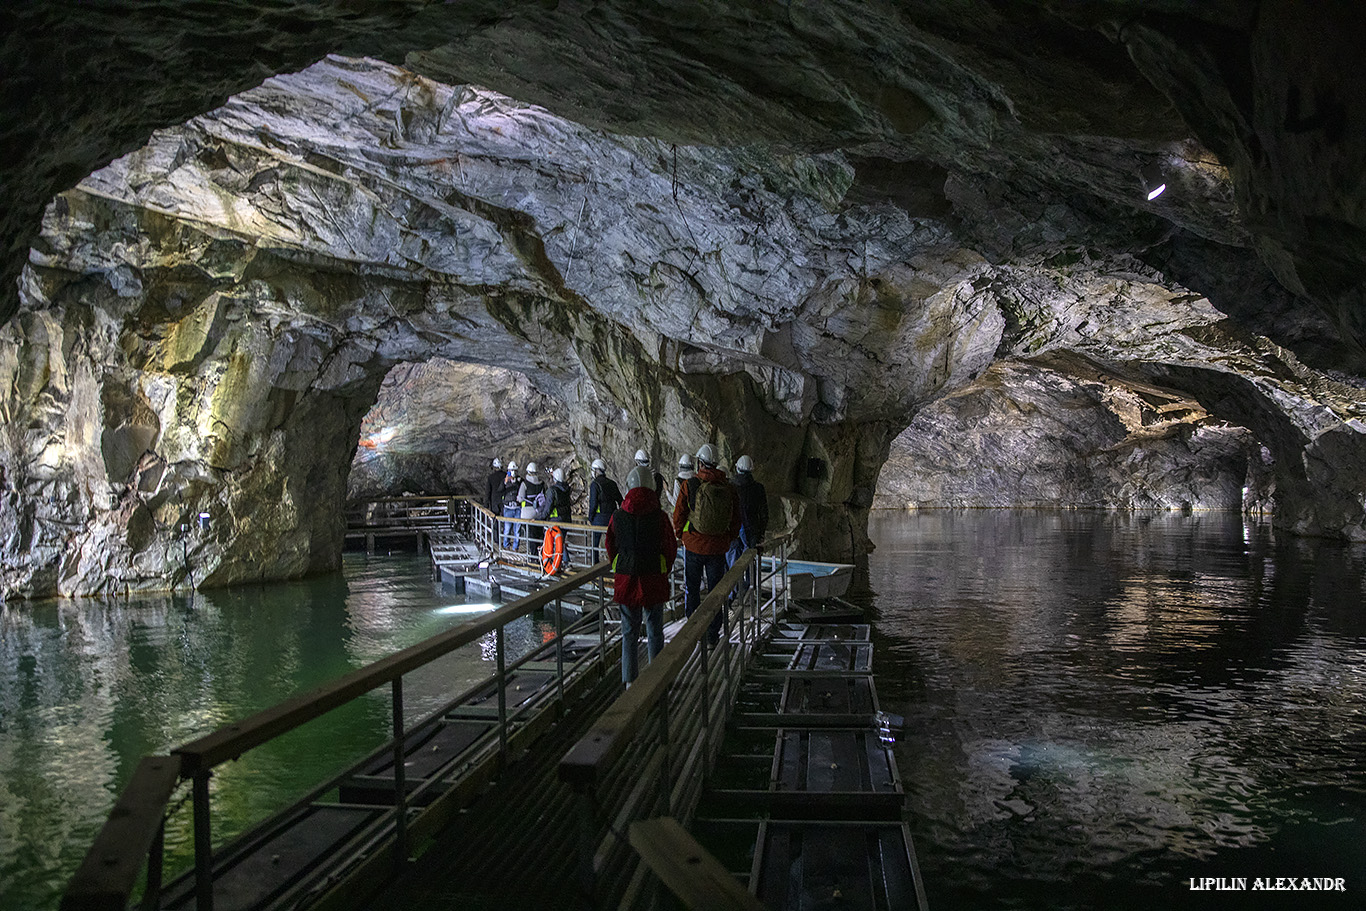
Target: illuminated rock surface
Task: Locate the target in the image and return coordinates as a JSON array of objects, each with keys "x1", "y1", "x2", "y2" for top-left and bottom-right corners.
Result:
[{"x1": 3, "y1": 2, "x2": 1366, "y2": 596}]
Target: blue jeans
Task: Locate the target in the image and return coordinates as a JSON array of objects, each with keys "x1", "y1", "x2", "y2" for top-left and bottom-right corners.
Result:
[
  {"x1": 726, "y1": 528, "x2": 754, "y2": 603},
  {"x1": 502, "y1": 504, "x2": 520, "y2": 549},
  {"x1": 684, "y1": 550, "x2": 729, "y2": 643},
  {"x1": 620, "y1": 602, "x2": 664, "y2": 684}
]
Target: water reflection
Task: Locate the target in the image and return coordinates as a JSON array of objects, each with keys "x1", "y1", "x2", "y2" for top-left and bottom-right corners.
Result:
[
  {"x1": 0, "y1": 554, "x2": 540, "y2": 911},
  {"x1": 865, "y1": 511, "x2": 1366, "y2": 910}
]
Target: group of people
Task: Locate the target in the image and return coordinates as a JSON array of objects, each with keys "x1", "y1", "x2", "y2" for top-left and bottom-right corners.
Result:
[
  {"x1": 601, "y1": 445, "x2": 768, "y2": 686},
  {"x1": 484, "y1": 458, "x2": 572, "y2": 550},
  {"x1": 480, "y1": 445, "x2": 769, "y2": 686}
]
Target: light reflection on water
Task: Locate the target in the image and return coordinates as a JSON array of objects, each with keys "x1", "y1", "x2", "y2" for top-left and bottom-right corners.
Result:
[
  {"x1": 864, "y1": 510, "x2": 1366, "y2": 910},
  {"x1": 0, "y1": 553, "x2": 542, "y2": 911}
]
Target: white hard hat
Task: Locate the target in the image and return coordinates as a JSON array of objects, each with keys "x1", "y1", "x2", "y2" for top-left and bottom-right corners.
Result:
[
  {"x1": 735, "y1": 455, "x2": 753, "y2": 472},
  {"x1": 525, "y1": 461, "x2": 538, "y2": 474},
  {"x1": 626, "y1": 465, "x2": 651, "y2": 491},
  {"x1": 552, "y1": 468, "x2": 564, "y2": 483},
  {"x1": 507, "y1": 460, "x2": 518, "y2": 471},
  {"x1": 678, "y1": 453, "x2": 694, "y2": 469},
  {"x1": 695, "y1": 443, "x2": 718, "y2": 466},
  {"x1": 591, "y1": 458, "x2": 606, "y2": 472},
  {"x1": 634, "y1": 449, "x2": 650, "y2": 465},
  {"x1": 492, "y1": 457, "x2": 502, "y2": 469}
]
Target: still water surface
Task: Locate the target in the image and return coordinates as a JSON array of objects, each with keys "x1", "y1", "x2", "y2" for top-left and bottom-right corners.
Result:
[
  {"x1": 3, "y1": 514, "x2": 1365, "y2": 909},
  {"x1": 864, "y1": 511, "x2": 1366, "y2": 909},
  {"x1": 0, "y1": 554, "x2": 547, "y2": 911}
]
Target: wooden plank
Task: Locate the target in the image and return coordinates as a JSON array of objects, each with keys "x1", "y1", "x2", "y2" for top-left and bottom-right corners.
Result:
[
  {"x1": 701, "y1": 789, "x2": 904, "y2": 821},
  {"x1": 62, "y1": 755, "x2": 182, "y2": 911},
  {"x1": 628, "y1": 817, "x2": 766, "y2": 911},
  {"x1": 732, "y1": 712, "x2": 880, "y2": 729}
]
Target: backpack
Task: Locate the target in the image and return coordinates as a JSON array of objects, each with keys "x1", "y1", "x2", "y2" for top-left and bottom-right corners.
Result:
[
  {"x1": 688, "y1": 478, "x2": 731, "y2": 536},
  {"x1": 533, "y1": 489, "x2": 552, "y2": 520}
]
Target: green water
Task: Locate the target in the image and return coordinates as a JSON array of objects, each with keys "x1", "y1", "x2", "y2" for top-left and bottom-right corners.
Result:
[
  {"x1": 0, "y1": 553, "x2": 545, "y2": 911},
  {"x1": 6, "y1": 515, "x2": 1366, "y2": 910}
]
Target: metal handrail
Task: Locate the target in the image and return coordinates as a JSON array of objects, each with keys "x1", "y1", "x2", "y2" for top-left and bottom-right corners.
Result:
[
  {"x1": 558, "y1": 532, "x2": 792, "y2": 908},
  {"x1": 63, "y1": 559, "x2": 612, "y2": 911},
  {"x1": 175, "y1": 564, "x2": 605, "y2": 773}
]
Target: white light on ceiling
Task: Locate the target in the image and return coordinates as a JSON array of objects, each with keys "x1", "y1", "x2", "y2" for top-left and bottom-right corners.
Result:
[{"x1": 1141, "y1": 162, "x2": 1168, "y2": 201}]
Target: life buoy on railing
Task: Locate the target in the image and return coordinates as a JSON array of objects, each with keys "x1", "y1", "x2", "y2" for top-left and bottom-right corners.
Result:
[{"x1": 540, "y1": 526, "x2": 565, "y2": 576}]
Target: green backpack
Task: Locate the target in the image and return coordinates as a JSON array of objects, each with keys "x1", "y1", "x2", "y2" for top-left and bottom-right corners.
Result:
[{"x1": 688, "y1": 478, "x2": 731, "y2": 536}]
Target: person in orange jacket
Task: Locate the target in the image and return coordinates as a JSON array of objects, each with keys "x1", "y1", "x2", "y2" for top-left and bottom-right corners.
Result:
[{"x1": 672, "y1": 443, "x2": 741, "y2": 645}]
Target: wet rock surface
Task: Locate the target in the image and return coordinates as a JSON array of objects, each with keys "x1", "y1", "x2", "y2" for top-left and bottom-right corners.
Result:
[
  {"x1": 348, "y1": 360, "x2": 573, "y2": 500},
  {"x1": 876, "y1": 358, "x2": 1271, "y2": 512},
  {"x1": 3, "y1": 3, "x2": 1366, "y2": 596}
]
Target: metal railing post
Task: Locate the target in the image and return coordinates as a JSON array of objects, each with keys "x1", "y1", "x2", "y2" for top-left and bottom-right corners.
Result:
[
  {"x1": 556, "y1": 596, "x2": 565, "y2": 704},
  {"x1": 697, "y1": 636, "x2": 711, "y2": 735},
  {"x1": 658, "y1": 691, "x2": 673, "y2": 815},
  {"x1": 721, "y1": 589, "x2": 734, "y2": 692},
  {"x1": 192, "y1": 770, "x2": 213, "y2": 911},
  {"x1": 598, "y1": 575, "x2": 609, "y2": 679},
  {"x1": 575, "y1": 791, "x2": 599, "y2": 906},
  {"x1": 391, "y1": 676, "x2": 408, "y2": 863},
  {"x1": 781, "y1": 540, "x2": 789, "y2": 618},
  {"x1": 496, "y1": 627, "x2": 508, "y2": 760},
  {"x1": 751, "y1": 557, "x2": 761, "y2": 638},
  {"x1": 140, "y1": 821, "x2": 166, "y2": 911}
]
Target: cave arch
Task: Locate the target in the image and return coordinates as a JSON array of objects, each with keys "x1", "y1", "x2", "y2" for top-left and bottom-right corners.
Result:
[{"x1": 5, "y1": 54, "x2": 1366, "y2": 599}]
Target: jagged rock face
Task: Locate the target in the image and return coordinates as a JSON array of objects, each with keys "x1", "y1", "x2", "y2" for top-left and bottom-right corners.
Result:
[
  {"x1": 4, "y1": 57, "x2": 978, "y2": 594},
  {"x1": 5, "y1": 3, "x2": 1366, "y2": 596},
  {"x1": 348, "y1": 361, "x2": 573, "y2": 500},
  {"x1": 876, "y1": 358, "x2": 1271, "y2": 512}
]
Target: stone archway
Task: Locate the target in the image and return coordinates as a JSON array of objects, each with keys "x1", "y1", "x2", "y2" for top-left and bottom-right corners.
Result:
[
  {"x1": 5, "y1": 55, "x2": 1366, "y2": 599},
  {"x1": 347, "y1": 359, "x2": 575, "y2": 500}
]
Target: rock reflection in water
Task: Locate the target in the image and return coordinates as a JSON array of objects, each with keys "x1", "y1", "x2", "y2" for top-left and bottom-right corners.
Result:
[
  {"x1": 0, "y1": 553, "x2": 541, "y2": 910},
  {"x1": 864, "y1": 510, "x2": 1366, "y2": 910}
]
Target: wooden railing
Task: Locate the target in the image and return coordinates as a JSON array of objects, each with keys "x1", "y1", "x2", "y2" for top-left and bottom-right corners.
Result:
[
  {"x1": 559, "y1": 535, "x2": 791, "y2": 909},
  {"x1": 62, "y1": 562, "x2": 614, "y2": 911}
]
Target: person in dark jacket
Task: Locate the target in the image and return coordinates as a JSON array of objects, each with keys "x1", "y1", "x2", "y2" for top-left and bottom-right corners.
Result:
[
  {"x1": 547, "y1": 468, "x2": 572, "y2": 521},
  {"x1": 500, "y1": 460, "x2": 521, "y2": 550},
  {"x1": 634, "y1": 448, "x2": 667, "y2": 507},
  {"x1": 485, "y1": 457, "x2": 505, "y2": 514},
  {"x1": 727, "y1": 454, "x2": 769, "y2": 604},
  {"x1": 672, "y1": 443, "x2": 741, "y2": 645},
  {"x1": 587, "y1": 458, "x2": 623, "y2": 562},
  {"x1": 671, "y1": 452, "x2": 695, "y2": 508},
  {"x1": 606, "y1": 466, "x2": 678, "y2": 685}
]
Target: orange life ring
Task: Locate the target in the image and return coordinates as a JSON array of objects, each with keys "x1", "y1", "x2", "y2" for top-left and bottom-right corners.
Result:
[{"x1": 540, "y1": 526, "x2": 565, "y2": 576}]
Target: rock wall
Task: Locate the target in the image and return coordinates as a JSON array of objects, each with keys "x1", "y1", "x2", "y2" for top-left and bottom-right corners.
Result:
[
  {"x1": 4, "y1": 51, "x2": 1366, "y2": 598},
  {"x1": 875, "y1": 359, "x2": 1270, "y2": 512},
  {"x1": 348, "y1": 360, "x2": 572, "y2": 499}
]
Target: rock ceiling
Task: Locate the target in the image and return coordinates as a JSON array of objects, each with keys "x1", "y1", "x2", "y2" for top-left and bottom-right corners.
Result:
[{"x1": 3, "y1": 0, "x2": 1366, "y2": 597}]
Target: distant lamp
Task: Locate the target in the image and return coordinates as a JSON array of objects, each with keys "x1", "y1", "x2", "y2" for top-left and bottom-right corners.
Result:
[
  {"x1": 198, "y1": 512, "x2": 211, "y2": 531},
  {"x1": 1141, "y1": 162, "x2": 1168, "y2": 201}
]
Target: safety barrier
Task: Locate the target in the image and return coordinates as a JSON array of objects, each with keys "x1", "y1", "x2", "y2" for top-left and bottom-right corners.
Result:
[
  {"x1": 559, "y1": 534, "x2": 791, "y2": 909},
  {"x1": 349, "y1": 494, "x2": 624, "y2": 577},
  {"x1": 62, "y1": 562, "x2": 615, "y2": 911}
]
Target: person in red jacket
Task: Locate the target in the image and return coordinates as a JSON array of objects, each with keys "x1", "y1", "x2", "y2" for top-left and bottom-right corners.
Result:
[
  {"x1": 672, "y1": 443, "x2": 741, "y2": 645},
  {"x1": 606, "y1": 465, "x2": 678, "y2": 685}
]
